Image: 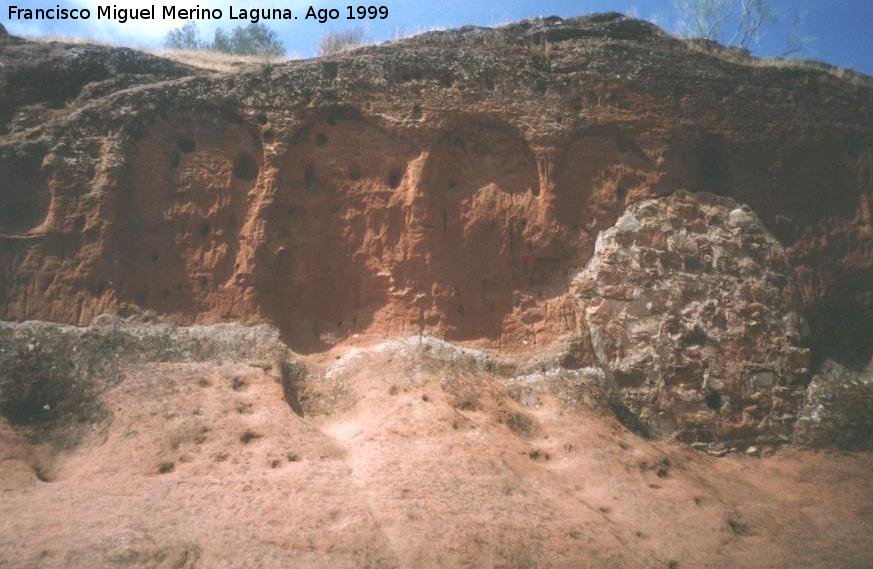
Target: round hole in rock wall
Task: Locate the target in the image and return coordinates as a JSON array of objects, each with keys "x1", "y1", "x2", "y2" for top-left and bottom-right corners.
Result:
[
  {"x1": 232, "y1": 152, "x2": 259, "y2": 181},
  {"x1": 387, "y1": 168, "x2": 402, "y2": 189},
  {"x1": 705, "y1": 391, "x2": 723, "y2": 410},
  {"x1": 349, "y1": 164, "x2": 361, "y2": 181},
  {"x1": 315, "y1": 133, "x2": 328, "y2": 146},
  {"x1": 177, "y1": 138, "x2": 196, "y2": 153}
]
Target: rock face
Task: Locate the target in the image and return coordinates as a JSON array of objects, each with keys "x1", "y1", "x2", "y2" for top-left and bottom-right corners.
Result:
[
  {"x1": 1, "y1": 14, "x2": 873, "y2": 446},
  {"x1": 795, "y1": 360, "x2": 873, "y2": 450},
  {"x1": 574, "y1": 192, "x2": 810, "y2": 445}
]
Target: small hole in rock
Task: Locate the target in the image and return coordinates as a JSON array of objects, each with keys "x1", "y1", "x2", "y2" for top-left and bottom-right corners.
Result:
[
  {"x1": 232, "y1": 152, "x2": 259, "y2": 181},
  {"x1": 387, "y1": 169, "x2": 402, "y2": 189},
  {"x1": 177, "y1": 138, "x2": 196, "y2": 153},
  {"x1": 617, "y1": 184, "x2": 627, "y2": 203},
  {"x1": 705, "y1": 391, "x2": 723, "y2": 410},
  {"x1": 315, "y1": 133, "x2": 328, "y2": 146},
  {"x1": 727, "y1": 518, "x2": 749, "y2": 536},
  {"x1": 33, "y1": 465, "x2": 55, "y2": 483},
  {"x1": 240, "y1": 430, "x2": 262, "y2": 444},
  {"x1": 304, "y1": 163, "x2": 316, "y2": 191}
]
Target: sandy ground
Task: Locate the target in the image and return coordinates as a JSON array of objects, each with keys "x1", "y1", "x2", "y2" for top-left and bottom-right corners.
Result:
[{"x1": 1, "y1": 339, "x2": 871, "y2": 568}]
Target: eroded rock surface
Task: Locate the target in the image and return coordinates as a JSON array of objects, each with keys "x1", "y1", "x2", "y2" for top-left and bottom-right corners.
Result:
[
  {"x1": 574, "y1": 192, "x2": 811, "y2": 446},
  {"x1": 3, "y1": 15, "x2": 873, "y2": 567},
  {"x1": 0, "y1": 14, "x2": 871, "y2": 366}
]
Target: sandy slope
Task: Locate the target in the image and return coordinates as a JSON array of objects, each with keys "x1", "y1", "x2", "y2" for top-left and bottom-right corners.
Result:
[{"x1": 1, "y1": 339, "x2": 871, "y2": 568}]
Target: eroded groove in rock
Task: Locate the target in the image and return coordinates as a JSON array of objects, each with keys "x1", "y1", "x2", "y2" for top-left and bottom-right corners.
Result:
[{"x1": 0, "y1": 148, "x2": 49, "y2": 235}]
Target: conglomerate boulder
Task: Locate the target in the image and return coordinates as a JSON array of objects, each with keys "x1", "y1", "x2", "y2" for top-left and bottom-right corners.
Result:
[{"x1": 574, "y1": 192, "x2": 811, "y2": 446}]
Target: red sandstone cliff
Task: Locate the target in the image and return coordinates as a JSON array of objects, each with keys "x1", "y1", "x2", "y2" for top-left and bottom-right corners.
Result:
[
  {"x1": 2, "y1": 15, "x2": 873, "y2": 444},
  {"x1": 3, "y1": 16, "x2": 873, "y2": 567},
  {"x1": 2, "y1": 15, "x2": 872, "y2": 365}
]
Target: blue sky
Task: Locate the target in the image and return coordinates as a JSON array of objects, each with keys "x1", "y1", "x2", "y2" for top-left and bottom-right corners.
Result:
[{"x1": 2, "y1": 0, "x2": 872, "y2": 74}]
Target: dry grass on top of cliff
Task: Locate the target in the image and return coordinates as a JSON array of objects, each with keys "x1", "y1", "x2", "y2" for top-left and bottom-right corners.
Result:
[
  {"x1": 25, "y1": 35, "x2": 291, "y2": 72},
  {"x1": 25, "y1": 34, "x2": 116, "y2": 47},
  {"x1": 682, "y1": 38, "x2": 873, "y2": 87},
  {"x1": 153, "y1": 49, "x2": 292, "y2": 72}
]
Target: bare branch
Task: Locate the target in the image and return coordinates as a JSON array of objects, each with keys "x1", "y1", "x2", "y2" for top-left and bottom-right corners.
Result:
[{"x1": 675, "y1": 0, "x2": 780, "y2": 49}]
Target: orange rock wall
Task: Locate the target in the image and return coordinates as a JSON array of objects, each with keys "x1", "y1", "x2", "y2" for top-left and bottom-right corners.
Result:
[{"x1": 1, "y1": 15, "x2": 872, "y2": 363}]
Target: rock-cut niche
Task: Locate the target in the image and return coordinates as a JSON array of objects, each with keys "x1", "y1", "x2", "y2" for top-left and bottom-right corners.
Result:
[
  {"x1": 114, "y1": 112, "x2": 261, "y2": 318},
  {"x1": 262, "y1": 107, "x2": 420, "y2": 352},
  {"x1": 401, "y1": 119, "x2": 543, "y2": 340}
]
